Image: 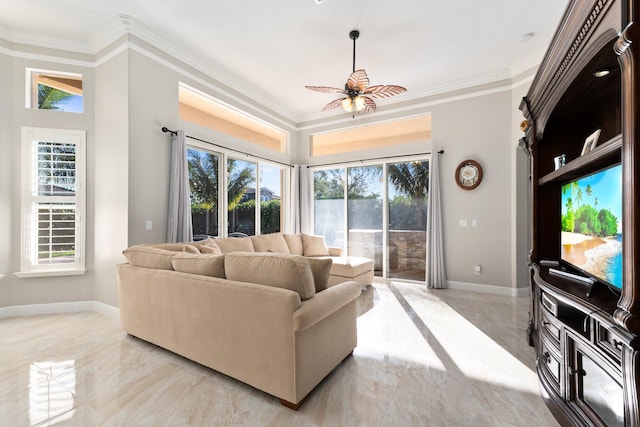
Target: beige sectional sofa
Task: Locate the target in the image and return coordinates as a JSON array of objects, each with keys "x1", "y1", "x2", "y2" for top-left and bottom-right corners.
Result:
[{"x1": 116, "y1": 234, "x2": 366, "y2": 409}]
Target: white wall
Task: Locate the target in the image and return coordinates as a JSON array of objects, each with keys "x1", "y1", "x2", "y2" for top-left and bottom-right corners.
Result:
[
  {"x1": 93, "y1": 47, "x2": 130, "y2": 307},
  {"x1": 0, "y1": 50, "x2": 12, "y2": 307}
]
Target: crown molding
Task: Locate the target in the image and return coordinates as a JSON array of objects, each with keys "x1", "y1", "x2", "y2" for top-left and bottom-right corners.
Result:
[
  {"x1": 0, "y1": 17, "x2": 542, "y2": 130},
  {"x1": 3, "y1": 27, "x2": 92, "y2": 54}
]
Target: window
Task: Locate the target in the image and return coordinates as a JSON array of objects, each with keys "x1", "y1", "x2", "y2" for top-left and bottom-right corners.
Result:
[
  {"x1": 228, "y1": 158, "x2": 257, "y2": 235},
  {"x1": 310, "y1": 114, "x2": 431, "y2": 156},
  {"x1": 187, "y1": 145, "x2": 287, "y2": 238},
  {"x1": 187, "y1": 148, "x2": 220, "y2": 239},
  {"x1": 179, "y1": 83, "x2": 287, "y2": 153},
  {"x1": 26, "y1": 69, "x2": 83, "y2": 113},
  {"x1": 19, "y1": 128, "x2": 86, "y2": 276}
]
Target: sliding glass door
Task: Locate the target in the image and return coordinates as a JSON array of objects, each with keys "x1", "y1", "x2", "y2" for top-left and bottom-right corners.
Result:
[
  {"x1": 348, "y1": 165, "x2": 383, "y2": 276},
  {"x1": 387, "y1": 160, "x2": 429, "y2": 280},
  {"x1": 313, "y1": 168, "x2": 345, "y2": 247},
  {"x1": 312, "y1": 157, "x2": 429, "y2": 281}
]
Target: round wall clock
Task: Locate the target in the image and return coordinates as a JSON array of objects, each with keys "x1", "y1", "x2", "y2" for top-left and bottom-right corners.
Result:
[{"x1": 455, "y1": 159, "x2": 483, "y2": 190}]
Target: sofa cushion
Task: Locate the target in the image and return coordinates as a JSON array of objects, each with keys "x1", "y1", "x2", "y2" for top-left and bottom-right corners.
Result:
[
  {"x1": 283, "y1": 234, "x2": 304, "y2": 255},
  {"x1": 301, "y1": 234, "x2": 330, "y2": 256},
  {"x1": 214, "y1": 237, "x2": 255, "y2": 253},
  {"x1": 171, "y1": 253, "x2": 226, "y2": 278},
  {"x1": 224, "y1": 252, "x2": 316, "y2": 300},
  {"x1": 148, "y1": 243, "x2": 201, "y2": 253},
  {"x1": 122, "y1": 245, "x2": 177, "y2": 270},
  {"x1": 250, "y1": 233, "x2": 290, "y2": 254},
  {"x1": 306, "y1": 257, "x2": 333, "y2": 292},
  {"x1": 327, "y1": 256, "x2": 373, "y2": 277},
  {"x1": 199, "y1": 244, "x2": 222, "y2": 255}
]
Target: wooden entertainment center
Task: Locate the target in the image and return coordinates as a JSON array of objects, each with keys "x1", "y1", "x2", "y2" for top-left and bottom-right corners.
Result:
[{"x1": 520, "y1": 0, "x2": 640, "y2": 425}]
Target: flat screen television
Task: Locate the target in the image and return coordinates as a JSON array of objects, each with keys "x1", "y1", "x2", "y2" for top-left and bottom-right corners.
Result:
[{"x1": 560, "y1": 163, "x2": 623, "y2": 292}]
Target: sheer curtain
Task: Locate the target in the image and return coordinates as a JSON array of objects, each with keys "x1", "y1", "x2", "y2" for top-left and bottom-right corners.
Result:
[
  {"x1": 299, "y1": 165, "x2": 311, "y2": 233},
  {"x1": 426, "y1": 151, "x2": 446, "y2": 288},
  {"x1": 291, "y1": 165, "x2": 301, "y2": 233},
  {"x1": 167, "y1": 130, "x2": 193, "y2": 243}
]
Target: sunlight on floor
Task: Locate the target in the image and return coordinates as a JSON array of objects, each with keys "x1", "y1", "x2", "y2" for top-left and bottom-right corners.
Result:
[{"x1": 362, "y1": 281, "x2": 540, "y2": 395}]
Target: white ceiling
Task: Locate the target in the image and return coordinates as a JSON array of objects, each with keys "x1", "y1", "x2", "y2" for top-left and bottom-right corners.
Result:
[{"x1": 0, "y1": 0, "x2": 568, "y2": 124}]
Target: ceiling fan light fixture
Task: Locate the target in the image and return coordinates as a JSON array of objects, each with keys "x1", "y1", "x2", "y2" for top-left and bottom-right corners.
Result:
[
  {"x1": 341, "y1": 97, "x2": 353, "y2": 111},
  {"x1": 306, "y1": 29, "x2": 406, "y2": 115},
  {"x1": 354, "y1": 95, "x2": 365, "y2": 111},
  {"x1": 341, "y1": 95, "x2": 366, "y2": 112}
]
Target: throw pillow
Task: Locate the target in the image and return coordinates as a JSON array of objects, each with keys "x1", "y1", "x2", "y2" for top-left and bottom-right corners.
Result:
[
  {"x1": 122, "y1": 245, "x2": 176, "y2": 270},
  {"x1": 303, "y1": 256, "x2": 333, "y2": 292},
  {"x1": 147, "y1": 243, "x2": 200, "y2": 253},
  {"x1": 171, "y1": 253, "x2": 225, "y2": 278},
  {"x1": 224, "y1": 252, "x2": 315, "y2": 300},
  {"x1": 214, "y1": 237, "x2": 255, "y2": 253},
  {"x1": 250, "y1": 233, "x2": 290, "y2": 253},
  {"x1": 283, "y1": 234, "x2": 304, "y2": 255},
  {"x1": 199, "y1": 244, "x2": 222, "y2": 255},
  {"x1": 301, "y1": 233, "x2": 330, "y2": 257}
]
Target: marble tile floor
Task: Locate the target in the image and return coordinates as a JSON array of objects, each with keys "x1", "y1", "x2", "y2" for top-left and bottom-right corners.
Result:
[{"x1": 0, "y1": 281, "x2": 559, "y2": 426}]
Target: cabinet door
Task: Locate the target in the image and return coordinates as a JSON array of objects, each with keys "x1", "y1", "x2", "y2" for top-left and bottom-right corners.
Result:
[{"x1": 567, "y1": 335, "x2": 624, "y2": 426}]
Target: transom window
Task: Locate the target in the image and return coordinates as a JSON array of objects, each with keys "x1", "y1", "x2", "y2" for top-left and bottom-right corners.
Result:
[
  {"x1": 310, "y1": 114, "x2": 431, "y2": 156},
  {"x1": 179, "y1": 83, "x2": 288, "y2": 154},
  {"x1": 26, "y1": 69, "x2": 83, "y2": 113}
]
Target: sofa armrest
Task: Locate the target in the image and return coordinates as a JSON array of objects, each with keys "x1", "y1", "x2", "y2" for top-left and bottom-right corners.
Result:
[
  {"x1": 293, "y1": 280, "x2": 361, "y2": 332},
  {"x1": 327, "y1": 246, "x2": 342, "y2": 256}
]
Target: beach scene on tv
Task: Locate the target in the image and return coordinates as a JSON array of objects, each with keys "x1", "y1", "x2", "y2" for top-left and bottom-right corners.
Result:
[{"x1": 561, "y1": 165, "x2": 623, "y2": 289}]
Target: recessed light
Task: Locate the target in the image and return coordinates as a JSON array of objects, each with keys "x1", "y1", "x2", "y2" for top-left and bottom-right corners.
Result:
[{"x1": 593, "y1": 69, "x2": 611, "y2": 78}]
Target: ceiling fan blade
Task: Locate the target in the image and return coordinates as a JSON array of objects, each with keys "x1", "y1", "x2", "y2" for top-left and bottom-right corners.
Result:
[
  {"x1": 362, "y1": 96, "x2": 377, "y2": 112},
  {"x1": 321, "y1": 98, "x2": 345, "y2": 112},
  {"x1": 347, "y1": 69, "x2": 369, "y2": 91},
  {"x1": 363, "y1": 85, "x2": 407, "y2": 99},
  {"x1": 305, "y1": 86, "x2": 345, "y2": 94}
]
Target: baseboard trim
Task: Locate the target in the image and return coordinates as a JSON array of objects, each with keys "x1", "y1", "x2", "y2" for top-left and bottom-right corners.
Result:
[
  {"x1": 447, "y1": 280, "x2": 529, "y2": 297},
  {"x1": 0, "y1": 300, "x2": 120, "y2": 319},
  {"x1": 92, "y1": 301, "x2": 120, "y2": 317}
]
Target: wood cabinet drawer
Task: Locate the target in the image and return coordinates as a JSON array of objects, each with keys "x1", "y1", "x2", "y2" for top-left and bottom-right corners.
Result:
[
  {"x1": 595, "y1": 324, "x2": 623, "y2": 365},
  {"x1": 539, "y1": 337, "x2": 561, "y2": 395},
  {"x1": 541, "y1": 310, "x2": 562, "y2": 347}
]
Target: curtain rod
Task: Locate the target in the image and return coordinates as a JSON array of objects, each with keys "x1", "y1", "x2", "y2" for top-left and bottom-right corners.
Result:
[
  {"x1": 306, "y1": 150, "x2": 444, "y2": 169},
  {"x1": 162, "y1": 127, "x2": 294, "y2": 168}
]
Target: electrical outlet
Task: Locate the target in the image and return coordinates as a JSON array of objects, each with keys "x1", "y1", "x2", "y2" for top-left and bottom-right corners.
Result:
[
  {"x1": 145, "y1": 220, "x2": 152, "y2": 231},
  {"x1": 474, "y1": 265, "x2": 481, "y2": 275}
]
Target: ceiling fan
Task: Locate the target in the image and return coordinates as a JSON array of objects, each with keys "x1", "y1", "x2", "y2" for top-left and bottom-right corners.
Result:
[{"x1": 305, "y1": 30, "x2": 407, "y2": 114}]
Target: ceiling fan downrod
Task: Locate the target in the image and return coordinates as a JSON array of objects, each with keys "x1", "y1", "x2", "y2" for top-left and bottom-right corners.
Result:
[{"x1": 349, "y1": 30, "x2": 359, "y2": 73}]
